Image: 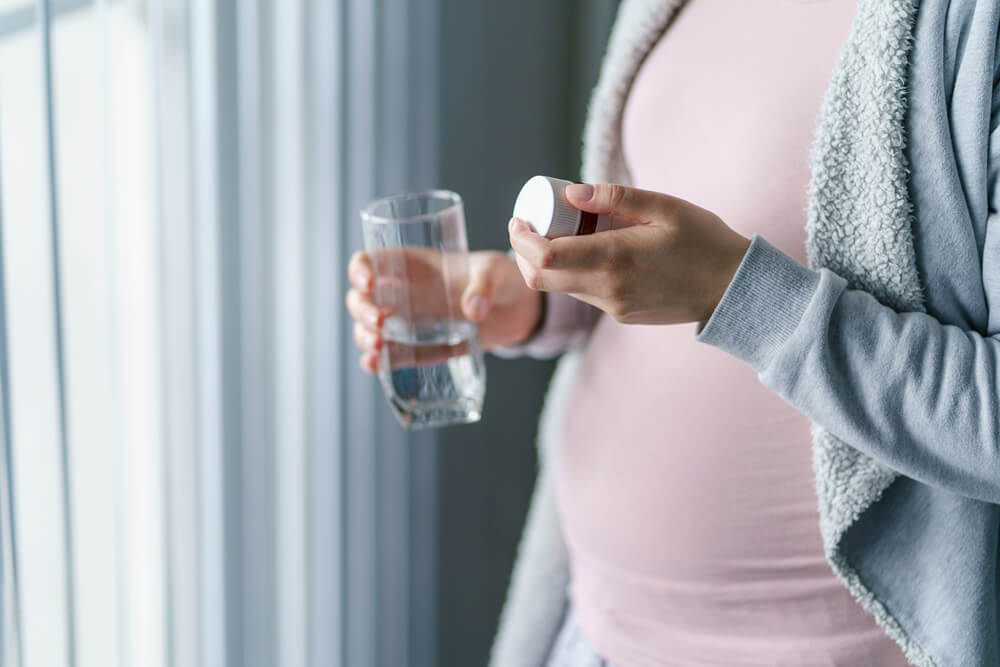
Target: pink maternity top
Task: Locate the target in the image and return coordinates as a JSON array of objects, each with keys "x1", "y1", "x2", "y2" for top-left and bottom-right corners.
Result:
[{"x1": 551, "y1": 1, "x2": 910, "y2": 665}]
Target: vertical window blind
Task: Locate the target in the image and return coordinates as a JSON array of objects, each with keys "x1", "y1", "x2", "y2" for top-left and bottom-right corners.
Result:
[{"x1": 0, "y1": 0, "x2": 439, "y2": 665}]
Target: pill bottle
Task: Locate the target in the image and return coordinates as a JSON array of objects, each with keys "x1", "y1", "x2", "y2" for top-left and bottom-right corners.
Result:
[{"x1": 512, "y1": 175, "x2": 621, "y2": 239}]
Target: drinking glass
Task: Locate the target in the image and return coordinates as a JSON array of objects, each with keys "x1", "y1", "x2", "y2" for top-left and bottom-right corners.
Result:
[{"x1": 361, "y1": 190, "x2": 486, "y2": 429}]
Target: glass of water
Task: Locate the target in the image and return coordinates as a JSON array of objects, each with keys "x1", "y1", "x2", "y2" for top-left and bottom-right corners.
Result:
[{"x1": 361, "y1": 190, "x2": 486, "y2": 429}]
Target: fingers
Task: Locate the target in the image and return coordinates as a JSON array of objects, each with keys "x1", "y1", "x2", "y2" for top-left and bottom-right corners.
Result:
[
  {"x1": 347, "y1": 286, "x2": 386, "y2": 375},
  {"x1": 348, "y1": 288, "x2": 384, "y2": 374},
  {"x1": 508, "y1": 218, "x2": 608, "y2": 270},
  {"x1": 359, "y1": 351, "x2": 379, "y2": 373},
  {"x1": 513, "y1": 252, "x2": 596, "y2": 295},
  {"x1": 348, "y1": 251, "x2": 374, "y2": 292},
  {"x1": 348, "y1": 252, "x2": 378, "y2": 374},
  {"x1": 508, "y1": 217, "x2": 613, "y2": 295},
  {"x1": 353, "y1": 321, "x2": 382, "y2": 354},
  {"x1": 345, "y1": 287, "x2": 386, "y2": 328},
  {"x1": 509, "y1": 217, "x2": 557, "y2": 267},
  {"x1": 564, "y1": 182, "x2": 673, "y2": 223}
]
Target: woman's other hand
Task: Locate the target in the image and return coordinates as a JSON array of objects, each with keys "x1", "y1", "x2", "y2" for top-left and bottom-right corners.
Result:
[
  {"x1": 346, "y1": 249, "x2": 543, "y2": 373},
  {"x1": 508, "y1": 183, "x2": 751, "y2": 325}
]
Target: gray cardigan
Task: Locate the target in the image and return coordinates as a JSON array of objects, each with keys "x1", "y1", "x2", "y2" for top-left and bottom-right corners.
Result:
[{"x1": 489, "y1": 1, "x2": 1000, "y2": 666}]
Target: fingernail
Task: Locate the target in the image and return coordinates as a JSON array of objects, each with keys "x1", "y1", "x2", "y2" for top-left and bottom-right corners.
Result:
[
  {"x1": 508, "y1": 217, "x2": 517, "y2": 233},
  {"x1": 468, "y1": 295, "x2": 488, "y2": 320},
  {"x1": 566, "y1": 183, "x2": 594, "y2": 202},
  {"x1": 360, "y1": 354, "x2": 376, "y2": 373}
]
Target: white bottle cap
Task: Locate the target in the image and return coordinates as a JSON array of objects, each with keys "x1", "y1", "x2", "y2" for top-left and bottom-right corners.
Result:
[{"x1": 512, "y1": 175, "x2": 581, "y2": 239}]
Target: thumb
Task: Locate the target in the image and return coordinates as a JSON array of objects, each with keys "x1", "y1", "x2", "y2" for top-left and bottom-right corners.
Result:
[
  {"x1": 564, "y1": 182, "x2": 670, "y2": 223},
  {"x1": 461, "y1": 259, "x2": 495, "y2": 322}
]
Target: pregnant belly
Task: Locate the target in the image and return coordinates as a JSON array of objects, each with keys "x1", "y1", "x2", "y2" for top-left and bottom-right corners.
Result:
[
  {"x1": 554, "y1": 315, "x2": 824, "y2": 579},
  {"x1": 551, "y1": 317, "x2": 910, "y2": 664}
]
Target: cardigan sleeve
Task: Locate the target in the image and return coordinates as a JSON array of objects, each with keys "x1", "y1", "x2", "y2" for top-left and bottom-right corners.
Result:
[{"x1": 695, "y1": 234, "x2": 1000, "y2": 504}]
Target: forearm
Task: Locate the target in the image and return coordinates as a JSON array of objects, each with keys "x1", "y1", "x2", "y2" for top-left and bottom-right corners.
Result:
[{"x1": 697, "y1": 235, "x2": 1000, "y2": 502}]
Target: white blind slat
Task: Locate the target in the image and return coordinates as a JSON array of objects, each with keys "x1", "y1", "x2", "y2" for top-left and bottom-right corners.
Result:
[
  {"x1": 0, "y1": 99, "x2": 24, "y2": 667},
  {"x1": 37, "y1": 1, "x2": 76, "y2": 664}
]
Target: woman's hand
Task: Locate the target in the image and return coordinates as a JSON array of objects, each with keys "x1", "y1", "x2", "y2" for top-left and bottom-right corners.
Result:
[
  {"x1": 346, "y1": 249, "x2": 543, "y2": 373},
  {"x1": 508, "y1": 183, "x2": 751, "y2": 325}
]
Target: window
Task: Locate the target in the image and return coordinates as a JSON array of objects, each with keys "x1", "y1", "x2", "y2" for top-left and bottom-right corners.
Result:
[
  {"x1": 1, "y1": 2, "x2": 163, "y2": 665},
  {"x1": 0, "y1": 1, "x2": 436, "y2": 665}
]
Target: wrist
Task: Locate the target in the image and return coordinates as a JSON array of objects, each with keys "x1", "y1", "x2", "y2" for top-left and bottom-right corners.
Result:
[
  {"x1": 508, "y1": 290, "x2": 545, "y2": 347},
  {"x1": 703, "y1": 235, "x2": 752, "y2": 322}
]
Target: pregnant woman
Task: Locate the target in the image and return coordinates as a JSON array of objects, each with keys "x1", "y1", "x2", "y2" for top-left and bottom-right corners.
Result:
[{"x1": 346, "y1": 0, "x2": 1000, "y2": 665}]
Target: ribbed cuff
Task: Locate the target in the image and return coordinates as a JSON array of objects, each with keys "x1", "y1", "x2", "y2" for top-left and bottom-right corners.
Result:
[{"x1": 695, "y1": 234, "x2": 821, "y2": 372}]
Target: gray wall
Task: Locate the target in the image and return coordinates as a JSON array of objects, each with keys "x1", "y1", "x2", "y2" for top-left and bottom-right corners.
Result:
[{"x1": 433, "y1": 2, "x2": 616, "y2": 665}]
